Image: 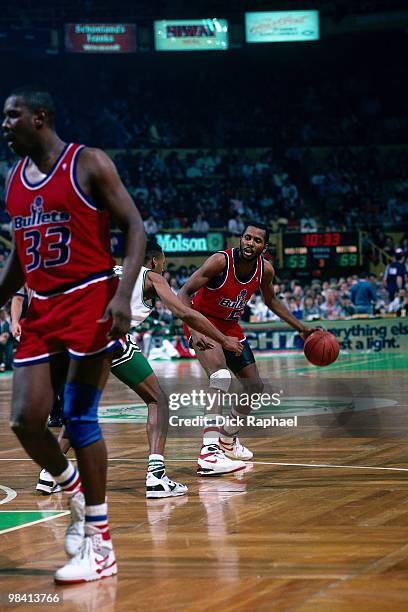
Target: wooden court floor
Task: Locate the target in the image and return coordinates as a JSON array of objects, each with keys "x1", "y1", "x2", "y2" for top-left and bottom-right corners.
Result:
[{"x1": 1, "y1": 352, "x2": 408, "y2": 611}]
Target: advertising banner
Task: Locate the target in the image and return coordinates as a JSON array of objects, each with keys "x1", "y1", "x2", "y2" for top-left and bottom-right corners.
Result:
[
  {"x1": 65, "y1": 23, "x2": 136, "y2": 53},
  {"x1": 242, "y1": 318, "x2": 408, "y2": 353},
  {"x1": 155, "y1": 232, "x2": 225, "y2": 255},
  {"x1": 154, "y1": 19, "x2": 228, "y2": 51},
  {"x1": 245, "y1": 11, "x2": 319, "y2": 43}
]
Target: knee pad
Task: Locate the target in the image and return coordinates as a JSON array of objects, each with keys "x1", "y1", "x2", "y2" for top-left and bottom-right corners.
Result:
[
  {"x1": 63, "y1": 382, "x2": 102, "y2": 449},
  {"x1": 209, "y1": 369, "x2": 232, "y2": 393}
]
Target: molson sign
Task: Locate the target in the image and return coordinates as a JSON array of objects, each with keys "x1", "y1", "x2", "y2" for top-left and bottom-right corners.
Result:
[
  {"x1": 245, "y1": 11, "x2": 319, "y2": 43},
  {"x1": 156, "y1": 232, "x2": 225, "y2": 254},
  {"x1": 154, "y1": 19, "x2": 229, "y2": 51}
]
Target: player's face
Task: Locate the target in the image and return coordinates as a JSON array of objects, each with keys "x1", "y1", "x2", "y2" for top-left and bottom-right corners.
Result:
[
  {"x1": 239, "y1": 226, "x2": 267, "y2": 261},
  {"x1": 152, "y1": 252, "x2": 166, "y2": 275},
  {"x1": 2, "y1": 96, "x2": 38, "y2": 156}
]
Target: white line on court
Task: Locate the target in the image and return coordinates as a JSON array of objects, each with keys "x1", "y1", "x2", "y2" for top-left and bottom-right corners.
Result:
[
  {"x1": 0, "y1": 485, "x2": 17, "y2": 505},
  {"x1": 0, "y1": 511, "x2": 70, "y2": 536},
  {"x1": 0, "y1": 458, "x2": 407, "y2": 472},
  {"x1": 110, "y1": 458, "x2": 408, "y2": 473}
]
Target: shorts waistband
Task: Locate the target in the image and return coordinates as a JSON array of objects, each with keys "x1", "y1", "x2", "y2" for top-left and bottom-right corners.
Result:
[{"x1": 33, "y1": 270, "x2": 115, "y2": 299}]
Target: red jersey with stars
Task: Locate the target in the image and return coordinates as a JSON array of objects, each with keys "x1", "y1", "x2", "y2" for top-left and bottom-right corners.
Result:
[
  {"x1": 6, "y1": 143, "x2": 115, "y2": 295},
  {"x1": 189, "y1": 248, "x2": 264, "y2": 340}
]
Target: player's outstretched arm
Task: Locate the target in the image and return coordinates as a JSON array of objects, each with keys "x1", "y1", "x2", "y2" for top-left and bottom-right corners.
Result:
[
  {"x1": 149, "y1": 272, "x2": 243, "y2": 355},
  {"x1": 77, "y1": 148, "x2": 146, "y2": 339},
  {"x1": 261, "y1": 262, "x2": 316, "y2": 339},
  {"x1": 178, "y1": 253, "x2": 227, "y2": 306}
]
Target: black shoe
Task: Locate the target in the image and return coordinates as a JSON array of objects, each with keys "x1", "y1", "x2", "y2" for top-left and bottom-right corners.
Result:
[
  {"x1": 48, "y1": 416, "x2": 63, "y2": 428},
  {"x1": 48, "y1": 394, "x2": 64, "y2": 427}
]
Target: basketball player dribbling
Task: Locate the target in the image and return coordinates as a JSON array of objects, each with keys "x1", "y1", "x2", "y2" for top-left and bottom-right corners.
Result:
[
  {"x1": 179, "y1": 222, "x2": 316, "y2": 475},
  {"x1": 29, "y1": 239, "x2": 244, "y2": 499},
  {"x1": 1, "y1": 88, "x2": 146, "y2": 584}
]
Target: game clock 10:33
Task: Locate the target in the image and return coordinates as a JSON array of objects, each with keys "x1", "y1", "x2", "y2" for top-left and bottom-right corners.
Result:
[{"x1": 282, "y1": 231, "x2": 360, "y2": 272}]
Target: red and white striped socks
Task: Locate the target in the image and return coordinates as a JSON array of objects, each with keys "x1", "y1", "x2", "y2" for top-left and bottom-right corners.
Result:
[{"x1": 53, "y1": 461, "x2": 82, "y2": 497}]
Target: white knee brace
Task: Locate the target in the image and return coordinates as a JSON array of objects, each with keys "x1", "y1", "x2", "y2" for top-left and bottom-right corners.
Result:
[{"x1": 209, "y1": 369, "x2": 232, "y2": 393}]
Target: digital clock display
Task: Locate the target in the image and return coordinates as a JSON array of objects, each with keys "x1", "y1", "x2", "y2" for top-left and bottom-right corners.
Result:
[
  {"x1": 302, "y1": 232, "x2": 341, "y2": 247},
  {"x1": 282, "y1": 232, "x2": 360, "y2": 271}
]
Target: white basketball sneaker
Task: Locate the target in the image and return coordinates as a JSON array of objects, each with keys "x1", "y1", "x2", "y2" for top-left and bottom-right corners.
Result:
[
  {"x1": 55, "y1": 531, "x2": 117, "y2": 584},
  {"x1": 65, "y1": 491, "x2": 85, "y2": 557},
  {"x1": 36, "y1": 469, "x2": 62, "y2": 495},
  {"x1": 146, "y1": 471, "x2": 188, "y2": 498},
  {"x1": 197, "y1": 444, "x2": 246, "y2": 476},
  {"x1": 219, "y1": 436, "x2": 254, "y2": 460}
]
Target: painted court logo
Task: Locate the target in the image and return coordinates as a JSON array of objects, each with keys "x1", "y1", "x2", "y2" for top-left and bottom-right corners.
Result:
[
  {"x1": 13, "y1": 196, "x2": 71, "y2": 231},
  {"x1": 99, "y1": 397, "x2": 397, "y2": 423}
]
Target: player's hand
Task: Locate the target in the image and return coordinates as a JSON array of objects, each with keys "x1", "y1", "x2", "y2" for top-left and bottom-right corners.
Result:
[
  {"x1": 98, "y1": 294, "x2": 131, "y2": 340},
  {"x1": 191, "y1": 331, "x2": 214, "y2": 351},
  {"x1": 222, "y1": 336, "x2": 243, "y2": 356},
  {"x1": 11, "y1": 322, "x2": 21, "y2": 338},
  {"x1": 299, "y1": 326, "x2": 319, "y2": 340}
]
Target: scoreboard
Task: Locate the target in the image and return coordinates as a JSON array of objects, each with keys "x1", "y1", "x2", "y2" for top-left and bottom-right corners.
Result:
[{"x1": 282, "y1": 232, "x2": 361, "y2": 271}]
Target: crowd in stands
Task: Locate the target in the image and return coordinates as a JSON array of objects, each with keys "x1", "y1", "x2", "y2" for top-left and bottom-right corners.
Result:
[
  {"x1": 1, "y1": 145, "x2": 407, "y2": 246},
  {"x1": 0, "y1": 34, "x2": 407, "y2": 358}
]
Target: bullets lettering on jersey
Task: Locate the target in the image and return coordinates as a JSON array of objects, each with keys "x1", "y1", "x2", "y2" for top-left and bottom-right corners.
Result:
[
  {"x1": 13, "y1": 196, "x2": 71, "y2": 231},
  {"x1": 219, "y1": 289, "x2": 248, "y2": 309}
]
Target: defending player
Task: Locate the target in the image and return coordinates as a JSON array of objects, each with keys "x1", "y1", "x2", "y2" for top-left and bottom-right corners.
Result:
[
  {"x1": 179, "y1": 222, "x2": 315, "y2": 475},
  {"x1": 34, "y1": 239, "x2": 244, "y2": 499},
  {"x1": 1, "y1": 88, "x2": 145, "y2": 584}
]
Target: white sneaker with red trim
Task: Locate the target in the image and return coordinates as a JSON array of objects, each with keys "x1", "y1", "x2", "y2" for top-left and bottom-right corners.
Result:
[
  {"x1": 219, "y1": 436, "x2": 254, "y2": 460},
  {"x1": 65, "y1": 491, "x2": 85, "y2": 557},
  {"x1": 55, "y1": 532, "x2": 117, "y2": 584},
  {"x1": 197, "y1": 444, "x2": 246, "y2": 476}
]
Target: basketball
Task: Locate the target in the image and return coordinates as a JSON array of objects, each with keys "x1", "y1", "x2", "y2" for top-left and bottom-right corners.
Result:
[{"x1": 303, "y1": 330, "x2": 340, "y2": 366}]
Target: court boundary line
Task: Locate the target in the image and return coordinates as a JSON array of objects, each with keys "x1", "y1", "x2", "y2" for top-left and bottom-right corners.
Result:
[
  {"x1": 1, "y1": 457, "x2": 407, "y2": 473},
  {"x1": 108, "y1": 459, "x2": 408, "y2": 472},
  {"x1": 0, "y1": 510, "x2": 70, "y2": 536}
]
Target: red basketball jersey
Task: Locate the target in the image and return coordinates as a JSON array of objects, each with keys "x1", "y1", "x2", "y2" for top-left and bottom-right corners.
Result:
[
  {"x1": 192, "y1": 248, "x2": 264, "y2": 322},
  {"x1": 6, "y1": 143, "x2": 115, "y2": 294}
]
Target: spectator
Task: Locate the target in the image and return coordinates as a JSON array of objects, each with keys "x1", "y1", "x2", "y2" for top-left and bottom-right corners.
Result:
[
  {"x1": 0, "y1": 308, "x2": 13, "y2": 371},
  {"x1": 300, "y1": 211, "x2": 318, "y2": 233},
  {"x1": 150, "y1": 300, "x2": 173, "y2": 327},
  {"x1": 144, "y1": 215, "x2": 158, "y2": 235},
  {"x1": 228, "y1": 214, "x2": 245, "y2": 235},
  {"x1": 176, "y1": 266, "x2": 189, "y2": 287},
  {"x1": 320, "y1": 290, "x2": 344, "y2": 319},
  {"x1": 350, "y1": 273, "x2": 376, "y2": 314},
  {"x1": 192, "y1": 214, "x2": 210, "y2": 232},
  {"x1": 303, "y1": 296, "x2": 321, "y2": 320},
  {"x1": 341, "y1": 296, "x2": 356, "y2": 316},
  {"x1": 383, "y1": 249, "x2": 406, "y2": 301},
  {"x1": 169, "y1": 277, "x2": 179, "y2": 296},
  {"x1": 388, "y1": 289, "x2": 408, "y2": 315}
]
